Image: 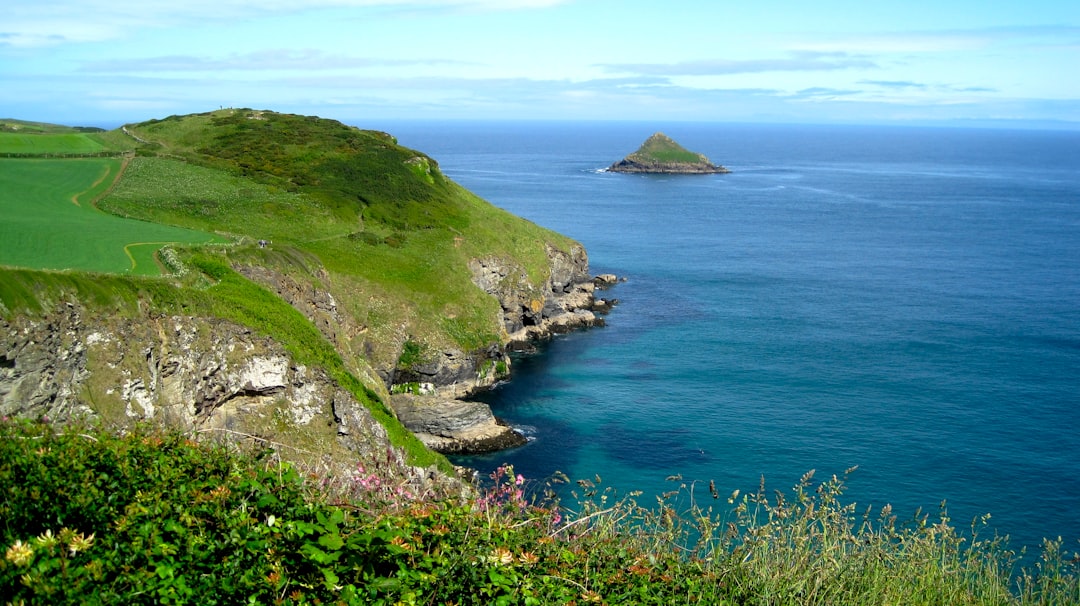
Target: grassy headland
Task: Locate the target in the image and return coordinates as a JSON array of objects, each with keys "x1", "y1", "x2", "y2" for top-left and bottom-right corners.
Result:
[{"x1": 0, "y1": 108, "x2": 580, "y2": 471}]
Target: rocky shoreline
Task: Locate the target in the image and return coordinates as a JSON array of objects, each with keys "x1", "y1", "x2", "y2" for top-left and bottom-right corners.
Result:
[{"x1": 387, "y1": 244, "x2": 622, "y2": 455}]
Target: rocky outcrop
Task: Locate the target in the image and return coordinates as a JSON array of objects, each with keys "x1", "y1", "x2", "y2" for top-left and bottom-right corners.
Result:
[
  {"x1": 390, "y1": 393, "x2": 526, "y2": 454},
  {"x1": 0, "y1": 302, "x2": 454, "y2": 496},
  {"x1": 608, "y1": 132, "x2": 730, "y2": 174},
  {"x1": 470, "y1": 243, "x2": 607, "y2": 342},
  {"x1": 382, "y1": 242, "x2": 619, "y2": 455}
]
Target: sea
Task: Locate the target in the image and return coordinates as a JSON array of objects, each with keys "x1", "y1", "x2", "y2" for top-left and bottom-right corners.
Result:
[{"x1": 375, "y1": 120, "x2": 1080, "y2": 555}]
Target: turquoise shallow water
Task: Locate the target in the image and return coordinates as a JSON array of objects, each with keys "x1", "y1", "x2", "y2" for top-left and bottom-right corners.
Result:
[{"x1": 378, "y1": 121, "x2": 1080, "y2": 553}]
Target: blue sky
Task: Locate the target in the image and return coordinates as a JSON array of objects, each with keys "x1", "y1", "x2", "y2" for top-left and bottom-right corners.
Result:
[{"x1": 3, "y1": 0, "x2": 1079, "y2": 127}]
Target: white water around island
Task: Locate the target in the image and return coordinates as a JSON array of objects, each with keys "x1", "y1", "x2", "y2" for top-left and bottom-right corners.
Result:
[{"x1": 376, "y1": 120, "x2": 1080, "y2": 555}]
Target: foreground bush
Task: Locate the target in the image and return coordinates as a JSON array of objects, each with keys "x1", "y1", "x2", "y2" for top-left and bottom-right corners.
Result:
[{"x1": 1, "y1": 420, "x2": 1077, "y2": 605}]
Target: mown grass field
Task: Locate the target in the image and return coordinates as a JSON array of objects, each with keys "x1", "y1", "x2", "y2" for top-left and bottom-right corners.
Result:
[
  {"x1": 0, "y1": 158, "x2": 225, "y2": 275},
  {"x1": 0, "y1": 132, "x2": 106, "y2": 155}
]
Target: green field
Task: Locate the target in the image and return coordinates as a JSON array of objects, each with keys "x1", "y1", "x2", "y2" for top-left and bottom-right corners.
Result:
[
  {"x1": 0, "y1": 158, "x2": 226, "y2": 275},
  {"x1": 0, "y1": 132, "x2": 106, "y2": 155}
]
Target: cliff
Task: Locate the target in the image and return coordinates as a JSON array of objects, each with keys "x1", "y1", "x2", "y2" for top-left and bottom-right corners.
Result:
[
  {"x1": 0, "y1": 109, "x2": 620, "y2": 480},
  {"x1": 608, "y1": 132, "x2": 730, "y2": 174}
]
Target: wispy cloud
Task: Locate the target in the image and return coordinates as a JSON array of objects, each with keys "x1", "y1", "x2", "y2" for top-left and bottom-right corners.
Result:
[
  {"x1": 860, "y1": 80, "x2": 927, "y2": 90},
  {"x1": 80, "y1": 50, "x2": 469, "y2": 73},
  {"x1": 791, "y1": 25, "x2": 1080, "y2": 55},
  {"x1": 793, "y1": 87, "x2": 863, "y2": 99},
  {"x1": 2, "y1": 0, "x2": 572, "y2": 48},
  {"x1": 599, "y1": 52, "x2": 876, "y2": 77}
]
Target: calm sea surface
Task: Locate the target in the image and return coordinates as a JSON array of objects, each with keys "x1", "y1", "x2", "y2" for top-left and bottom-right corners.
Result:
[{"x1": 377, "y1": 121, "x2": 1080, "y2": 553}]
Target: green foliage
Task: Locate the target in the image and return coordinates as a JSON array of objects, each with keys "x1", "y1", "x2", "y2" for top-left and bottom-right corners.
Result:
[
  {"x1": 0, "y1": 132, "x2": 105, "y2": 155},
  {"x1": 100, "y1": 157, "x2": 345, "y2": 243},
  {"x1": 2, "y1": 423, "x2": 1078, "y2": 605},
  {"x1": 2, "y1": 423, "x2": 1080, "y2": 600},
  {"x1": 396, "y1": 339, "x2": 425, "y2": 371}
]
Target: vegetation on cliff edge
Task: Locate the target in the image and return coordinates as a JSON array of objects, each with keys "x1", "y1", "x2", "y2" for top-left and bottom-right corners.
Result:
[{"x1": 2, "y1": 420, "x2": 1077, "y2": 605}]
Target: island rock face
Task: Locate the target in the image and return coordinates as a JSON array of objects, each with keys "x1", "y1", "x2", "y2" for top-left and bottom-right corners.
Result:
[{"x1": 608, "y1": 132, "x2": 730, "y2": 174}]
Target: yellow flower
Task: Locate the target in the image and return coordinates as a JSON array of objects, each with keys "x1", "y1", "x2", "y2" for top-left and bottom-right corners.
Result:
[{"x1": 5, "y1": 540, "x2": 34, "y2": 567}]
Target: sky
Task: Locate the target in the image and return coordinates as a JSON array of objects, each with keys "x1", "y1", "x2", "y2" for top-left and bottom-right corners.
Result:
[{"x1": 2, "y1": 0, "x2": 1079, "y2": 128}]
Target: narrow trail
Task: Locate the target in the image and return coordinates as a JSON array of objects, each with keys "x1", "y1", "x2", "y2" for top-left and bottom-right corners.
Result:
[
  {"x1": 122, "y1": 241, "x2": 171, "y2": 273},
  {"x1": 68, "y1": 154, "x2": 131, "y2": 209}
]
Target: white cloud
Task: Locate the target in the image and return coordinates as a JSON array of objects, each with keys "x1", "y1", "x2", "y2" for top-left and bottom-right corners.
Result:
[
  {"x1": 2, "y1": 0, "x2": 572, "y2": 48},
  {"x1": 599, "y1": 52, "x2": 876, "y2": 77},
  {"x1": 80, "y1": 50, "x2": 470, "y2": 73}
]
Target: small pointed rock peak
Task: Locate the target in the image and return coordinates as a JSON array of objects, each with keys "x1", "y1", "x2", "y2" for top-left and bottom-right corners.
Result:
[{"x1": 608, "y1": 132, "x2": 730, "y2": 174}]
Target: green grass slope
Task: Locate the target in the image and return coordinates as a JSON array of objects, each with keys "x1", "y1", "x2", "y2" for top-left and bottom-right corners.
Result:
[
  {"x1": 628, "y1": 132, "x2": 707, "y2": 164},
  {"x1": 104, "y1": 109, "x2": 573, "y2": 351}
]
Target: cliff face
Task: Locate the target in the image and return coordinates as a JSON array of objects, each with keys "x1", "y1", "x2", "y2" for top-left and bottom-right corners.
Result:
[
  {"x1": 0, "y1": 302, "x2": 455, "y2": 495},
  {"x1": 387, "y1": 243, "x2": 615, "y2": 455},
  {"x1": 0, "y1": 243, "x2": 617, "y2": 461},
  {"x1": 608, "y1": 158, "x2": 730, "y2": 174},
  {"x1": 469, "y1": 243, "x2": 601, "y2": 341}
]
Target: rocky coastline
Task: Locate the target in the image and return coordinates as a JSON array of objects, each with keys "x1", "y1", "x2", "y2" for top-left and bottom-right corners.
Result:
[
  {"x1": 386, "y1": 245, "x2": 621, "y2": 455},
  {"x1": 0, "y1": 245, "x2": 620, "y2": 467}
]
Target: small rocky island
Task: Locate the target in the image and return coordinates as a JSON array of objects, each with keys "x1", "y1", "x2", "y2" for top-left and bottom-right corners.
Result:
[{"x1": 608, "y1": 132, "x2": 730, "y2": 174}]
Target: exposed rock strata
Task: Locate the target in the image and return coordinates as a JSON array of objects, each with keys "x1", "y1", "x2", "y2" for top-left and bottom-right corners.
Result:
[{"x1": 0, "y1": 303, "x2": 453, "y2": 495}]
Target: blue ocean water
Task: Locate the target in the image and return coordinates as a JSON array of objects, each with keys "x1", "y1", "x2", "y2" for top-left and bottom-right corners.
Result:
[{"x1": 380, "y1": 121, "x2": 1080, "y2": 553}]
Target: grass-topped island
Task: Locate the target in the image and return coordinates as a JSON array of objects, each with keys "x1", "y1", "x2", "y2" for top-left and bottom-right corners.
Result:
[{"x1": 608, "y1": 132, "x2": 730, "y2": 174}]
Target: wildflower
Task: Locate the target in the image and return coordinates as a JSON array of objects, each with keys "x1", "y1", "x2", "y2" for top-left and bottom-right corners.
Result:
[
  {"x1": 266, "y1": 515, "x2": 276, "y2": 527},
  {"x1": 35, "y1": 529, "x2": 58, "y2": 548},
  {"x1": 68, "y1": 532, "x2": 95, "y2": 555},
  {"x1": 6, "y1": 540, "x2": 34, "y2": 566},
  {"x1": 515, "y1": 474, "x2": 525, "y2": 486},
  {"x1": 518, "y1": 551, "x2": 539, "y2": 565},
  {"x1": 490, "y1": 547, "x2": 515, "y2": 566}
]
